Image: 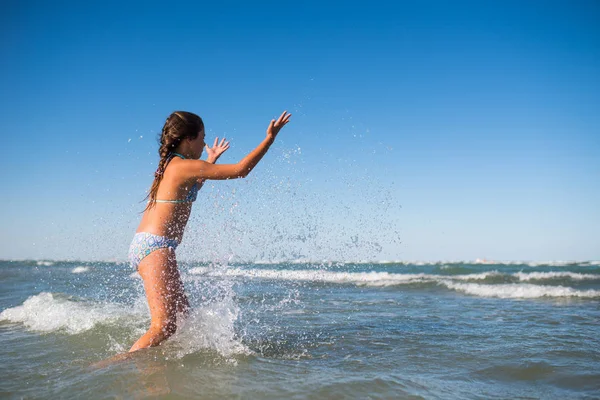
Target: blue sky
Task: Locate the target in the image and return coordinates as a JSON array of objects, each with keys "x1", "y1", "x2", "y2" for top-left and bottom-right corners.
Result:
[{"x1": 1, "y1": 1, "x2": 599, "y2": 261}]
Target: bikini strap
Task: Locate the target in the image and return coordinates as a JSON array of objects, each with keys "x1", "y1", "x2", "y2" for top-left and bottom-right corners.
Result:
[{"x1": 155, "y1": 152, "x2": 186, "y2": 178}]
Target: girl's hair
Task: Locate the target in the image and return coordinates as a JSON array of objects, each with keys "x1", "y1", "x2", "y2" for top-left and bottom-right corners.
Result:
[{"x1": 144, "y1": 111, "x2": 204, "y2": 210}]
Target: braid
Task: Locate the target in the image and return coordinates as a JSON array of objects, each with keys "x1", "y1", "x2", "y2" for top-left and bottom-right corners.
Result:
[{"x1": 143, "y1": 111, "x2": 203, "y2": 211}]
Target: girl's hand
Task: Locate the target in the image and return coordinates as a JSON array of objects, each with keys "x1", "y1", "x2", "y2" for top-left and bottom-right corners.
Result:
[
  {"x1": 267, "y1": 111, "x2": 292, "y2": 140},
  {"x1": 205, "y1": 137, "x2": 231, "y2": 163}
]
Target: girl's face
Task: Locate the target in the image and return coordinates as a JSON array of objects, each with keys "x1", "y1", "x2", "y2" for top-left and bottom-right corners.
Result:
[{"x1": 190, "y1": 129, "x2": 206, "y2": 159}]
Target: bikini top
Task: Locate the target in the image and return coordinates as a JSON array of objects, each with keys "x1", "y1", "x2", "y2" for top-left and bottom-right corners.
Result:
[{"x1": 155, "y1": 152, "x2": 199, "y2": 204}]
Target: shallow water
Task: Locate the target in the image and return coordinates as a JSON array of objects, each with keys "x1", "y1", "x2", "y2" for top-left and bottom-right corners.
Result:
[{"x1": 1, "y1": 260, "x2": 599, "y2": 399}]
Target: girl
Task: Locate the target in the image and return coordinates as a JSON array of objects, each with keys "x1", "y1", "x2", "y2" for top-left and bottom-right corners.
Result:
[{"x1": 128, "y1": 110, "x2": 291, "y2": 352}]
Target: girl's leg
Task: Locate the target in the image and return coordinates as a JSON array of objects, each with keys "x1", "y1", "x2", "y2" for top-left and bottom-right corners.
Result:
[
  {"x1": 129, "y1": 248, "x2": 180, "y2": 352},
  {"x1": 170, "y1": 267, "x2": 190, "y2": 316}
]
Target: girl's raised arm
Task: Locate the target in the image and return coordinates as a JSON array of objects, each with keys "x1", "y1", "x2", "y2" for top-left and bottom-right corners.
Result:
[{"x1": 179, "y1": 111, "x2": 291, "y2": 181}]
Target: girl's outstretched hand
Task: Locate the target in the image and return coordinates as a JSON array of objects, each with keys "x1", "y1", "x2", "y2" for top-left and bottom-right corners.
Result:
[
  {"x1": 267, "y1": 111, "x2": 292, "y2": 140},
  {"x1": 205, "y1": 137, "x2": 231, "y2": 163}
]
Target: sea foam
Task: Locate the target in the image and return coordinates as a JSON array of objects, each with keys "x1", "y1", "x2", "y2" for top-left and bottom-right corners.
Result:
[
  {"x1": 189, "y1": 267, "x2": 434, "y2": 286},
  {"x1": 187, "y1": 267, "x2": 599, "y2": 287},
  {"x1": 0, "y1": 291, "x2": 250, "y2": 359},
  {"x1": 0, "y1": 292, "x2": 135, "y2": 334},
  {"x1": 36, "y1": 261, "x2": 54, "y2": 266},
  {"x1": 513, "y1": 271, "x2": 599, "y2": 282},
  {"x1": 441, "y1": 282, "x2": 600, "y2": 299}
]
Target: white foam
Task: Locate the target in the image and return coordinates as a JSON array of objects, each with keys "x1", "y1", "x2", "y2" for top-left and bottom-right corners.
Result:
[
  {"x1": 71, "y1": 266, "x2": 89, "y2": 274},
  {"x1": 234, "y1": 260, "x2": 600, "y2": 267},
  {"x1": 452, "y1": 271, "x2": 501, "y2": 280},
  {"x1": 253, "y1": 260, "x2": 281, "y2": 265},
  {"x1": 0, "y1": 292, "x2": 136, "y2": 334},
  {"x1": 189, "y1": 267, "x2": 429, "y2": 286},
  {"x1": 524, "y1": 261, "x2": 577, "y2": 267},
  {"x1": 513, "y1": 271, "x2": 599, "y2": 282},
  {"x1": 441, "y1": 281, "x2": 600, "y2": 299},
  {"x1": 187, "y1": 267, "x2": 502, "y2": 286},
  {"x1": 0, "y1": 292, "x2": 250, "y2": 358},
  {"x1": 186, "y1": 267, "x2": 600, "y2": 298},
  {"x1": 36, "y1": 261, "x2": 54, "y2": 266}
]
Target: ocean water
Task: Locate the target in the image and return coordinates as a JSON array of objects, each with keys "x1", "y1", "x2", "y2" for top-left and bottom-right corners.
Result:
[{"x1": 1, "y1": 260, "x2": 599, "y2": 399}]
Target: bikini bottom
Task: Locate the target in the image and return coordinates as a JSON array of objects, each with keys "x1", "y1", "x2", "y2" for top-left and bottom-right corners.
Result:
[{"x1": 128, "y1": 232, "x2": 179, "y2": 270}]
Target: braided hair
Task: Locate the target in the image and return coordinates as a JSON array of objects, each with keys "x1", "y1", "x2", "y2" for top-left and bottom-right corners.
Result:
[{"x1": 144, "y1": 111, "x2": 204, "y2": 210}]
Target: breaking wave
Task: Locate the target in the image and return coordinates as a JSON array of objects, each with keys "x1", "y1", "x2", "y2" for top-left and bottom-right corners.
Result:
[
  {"x1": 440, "y1": 282, "x2": 600, "y2": 299},
  {"x1": 0, "y1": 292, "x2": 135, "y2": 334},
  {"x1": 0, "y1": 292, "x2": 249, "y2": 359},
  {"x1": 188, "y1": 267, "x2": 599, "y2": 285},
  {"x1": 186, "y1": 267, "x2": 600, "y2": 299}
]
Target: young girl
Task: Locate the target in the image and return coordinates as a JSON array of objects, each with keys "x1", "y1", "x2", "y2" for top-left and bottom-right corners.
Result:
[{"x1": 128, "y1": 110, "x2": 291, "y2": 352}]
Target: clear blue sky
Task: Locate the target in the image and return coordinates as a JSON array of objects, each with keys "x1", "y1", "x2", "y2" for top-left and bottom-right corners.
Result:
[{"x1": 1, "y1": 1, "x2": 599, "y2": 261}]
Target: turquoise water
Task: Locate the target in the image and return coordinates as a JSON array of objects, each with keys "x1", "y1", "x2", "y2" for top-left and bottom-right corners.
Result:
[{"x1": 1, "y1": 260, "x2": 599, "y2": 399}]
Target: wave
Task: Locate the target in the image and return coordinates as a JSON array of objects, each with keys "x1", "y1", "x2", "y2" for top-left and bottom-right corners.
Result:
[
  {"x1": 247, "y1": 260, "x2": 600, "y2": 268},
  {"x1": 0, "y1": 292, "x2": 249, "y2": 359},
  {"x1": 513, "y1": 271, "x2": 599, "y2": 282},
  {"x1": 71, "y1": 266, "x2": 90, "y2": 274},
  {"x1": 0, "y1": 292, "x2": 135, "y2": 334},
  {"x1": 36, "y1": 261, "x2": 54, "y2": 266},
  {"x1": 2, "y1": 259, "x2": 598, "y2": 269},
  {"x1": 190, "y1": 267, "x2": 437, "y2": 286},
  {"x1": 186, "y1": 267, "x2": 600, "y2": 300},
  {"x1": 441, "y1": 282, "x2": 600, "y2": 299},
  {"x1": 187, "y1": 267, "x2": 599, "y2": 286}
]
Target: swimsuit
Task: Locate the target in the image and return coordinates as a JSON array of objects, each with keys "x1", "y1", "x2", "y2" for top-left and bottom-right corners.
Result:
[
  {"x1": 128, "y1": 153, "x2": 198, "y2": 270},
  {"x1": 128, "y1": 232, "x2": 179, "y2": 270},
  {"x1": 155, "y1": 152, "x2": 200, "y2": 204}
]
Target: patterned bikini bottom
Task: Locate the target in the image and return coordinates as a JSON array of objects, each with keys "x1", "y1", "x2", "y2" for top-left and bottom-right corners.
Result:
[{"x1": 128, "y1": 232, "x2": 179, "y2": 270}]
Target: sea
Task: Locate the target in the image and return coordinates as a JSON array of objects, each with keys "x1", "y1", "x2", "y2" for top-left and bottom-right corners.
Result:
[{"x1": 1, "y1": 259, "x2": 599, "y2": 399}]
